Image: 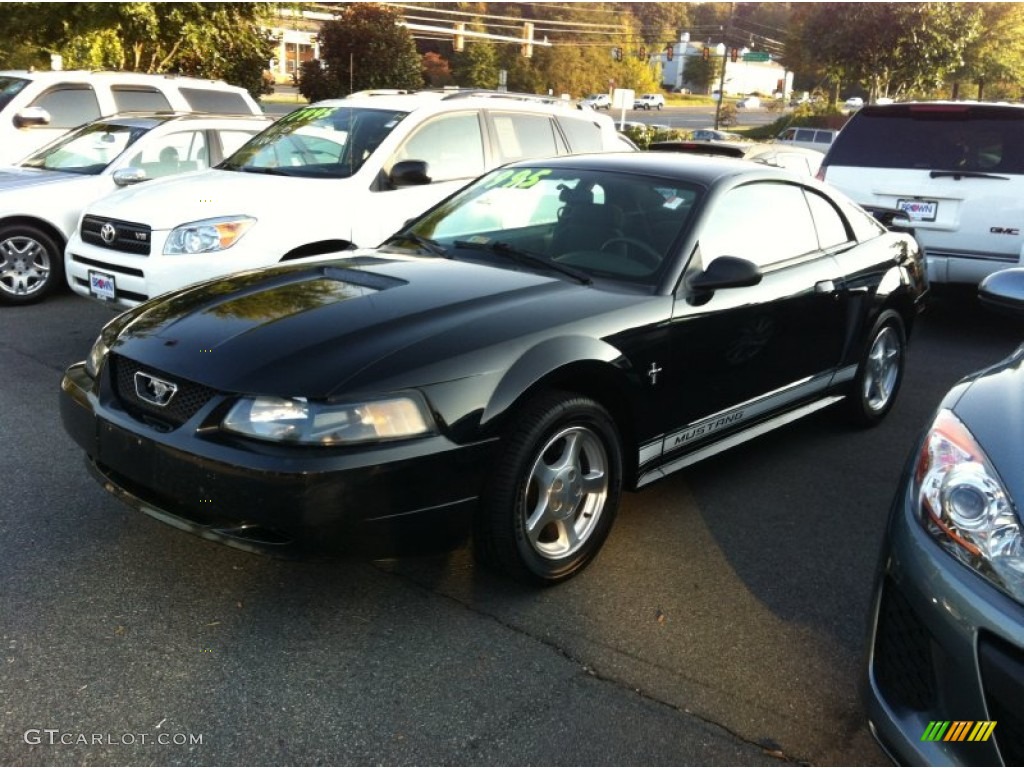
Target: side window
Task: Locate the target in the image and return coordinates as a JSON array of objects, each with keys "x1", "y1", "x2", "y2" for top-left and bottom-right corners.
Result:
[
  {"x1": 555, "y1": 116, "x2": 604, "y2": 153},
  {"x1": 699, "y1": 183, "x2": 819, "y2": 269},
  {"x1": 779, "y1": 128, "x2": 796, "y2": 141},
  {"x1": 129, "y1": 131, "x2": 209, "y2": 178},
  {"x1": 31, "y1": 86, "x2": 101, "y2": 129},
  {"x1": 180, "y1": 88, "x2": 250, "y2": 114},
  {"x1": 813, "y1": 131, "x2": 833, "y2": 145},
  {"x1": 112, "y1": 87, "x2": 172, "y2": 113},
  {"x1": 218, "y1": 129, "x2": 258, "y2": 160},
  {"x1": 491, "y1": 113, "x2": 562, "y2": 162},
  {"x1": 804, "y1": 190, "x2": 852, "y2": 250},
  {"x1": 795, "y1": 128, "x2": 816, "y2": 142},
  {"x1": 391, "y1": 112, "x2": 484, "y2": 182}
]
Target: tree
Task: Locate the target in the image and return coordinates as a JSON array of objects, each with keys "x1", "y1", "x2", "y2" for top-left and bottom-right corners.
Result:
[
  {"x1": 949, "y1": 2, "x2": 1024, "y2": 99},
  {"x1": 312, "y1": 3, "x2": 423, "y2": 96},
  {"x1": 0, "y1": 3, "x2": 276, "y2": 98},
  {"x1": 786, "y1": 3, "x2": 981, "y2": 103},
  {"x1": 421, "y1": 52, "x2": 454, "y2": 88},
  {"x1": 451, "y1": 21, "x2": 500, "y2": 88}
]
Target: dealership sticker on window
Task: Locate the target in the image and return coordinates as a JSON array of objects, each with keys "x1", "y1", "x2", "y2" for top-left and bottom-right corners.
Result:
[{"x1": 897, "y1": 198, "x2": 938, "y2": 222}]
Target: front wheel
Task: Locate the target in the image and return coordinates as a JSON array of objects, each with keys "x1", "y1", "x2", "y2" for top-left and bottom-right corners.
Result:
[
  {"x1": 475, "y1": 391, "x2": 622, "y2": 585},
  {"x1": 846, "y1": 311, "x2": 906, "y2": 426},
  {"x1": 0, "y1": 224, "x2": 63, "y2": 305}
]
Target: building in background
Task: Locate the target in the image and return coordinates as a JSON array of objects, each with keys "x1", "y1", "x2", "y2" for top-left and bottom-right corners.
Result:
[{"x1": 661, "y1": 33, "x2": 792, "y2": 97}]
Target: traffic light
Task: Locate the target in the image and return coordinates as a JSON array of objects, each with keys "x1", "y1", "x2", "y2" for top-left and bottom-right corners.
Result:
[
  {"x1": 453, "y1": 22, "x2": 464, "y2": 53},
  {"x1": 521, "y1": 21, "x2": 534, "y2": 58},
  {"x1": 612, "y1": 47, "x2": 623, "y2": 62},
  {"x1": 665, "y1": 44, "x2": 673, "y2": 62},
  {"x1": 637, "y1": 46, "x2": 647, "y2": 61},
  {"x1": 702, "y1": 47, "x2": 709, "y2": 61},
  {"x1": 730, "y1": 47, "x2": 739, "y2": 63}
]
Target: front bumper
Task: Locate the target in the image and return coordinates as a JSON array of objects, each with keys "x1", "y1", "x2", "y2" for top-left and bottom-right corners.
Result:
[
  {"x1": 866, "y1": 470, "x2": 1024, "y2": 766},
  {"x1": 60, "y1": 362, "x2": 495, "y2": 557}
]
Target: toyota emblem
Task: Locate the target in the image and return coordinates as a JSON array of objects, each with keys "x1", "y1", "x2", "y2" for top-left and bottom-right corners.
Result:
[{"x1": 100, "y1": 222, "x2": 117, "y2": 244}]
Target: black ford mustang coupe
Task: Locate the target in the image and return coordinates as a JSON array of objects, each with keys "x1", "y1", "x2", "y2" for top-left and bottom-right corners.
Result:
[{"x1": 61, "y1": 154, "x2": 927, "y2": 584}]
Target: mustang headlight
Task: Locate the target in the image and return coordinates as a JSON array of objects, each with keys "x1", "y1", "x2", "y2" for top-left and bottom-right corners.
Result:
[
  {"x1": 222, "y1": 394, "x2": 434, "y2": 445},
  {"x1": 85, "y1": 329, "x2": 115, "y2": 378},
  {"x1": 164, "y1": 216, "x2": 255, "y2": 255},
  {"x1": 915, "y1": 409, "x2": 1024, "y2": 603}
]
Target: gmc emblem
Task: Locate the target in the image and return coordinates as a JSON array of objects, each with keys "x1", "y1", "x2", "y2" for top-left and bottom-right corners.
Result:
[{"x1": 990, "y1": 227, "x2": 1020, "y2": 235}]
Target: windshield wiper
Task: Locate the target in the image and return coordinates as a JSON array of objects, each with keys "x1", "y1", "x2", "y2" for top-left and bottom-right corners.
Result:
[
  {"x1": 930, "y1": 170, "x2": 1009, "y2": 181},
  {"x1": 453, "y1": 240, "x2": 592, "y2": 285},
  {"x1": 382, "y1": 231, "x2": 449, "y2": 258}
]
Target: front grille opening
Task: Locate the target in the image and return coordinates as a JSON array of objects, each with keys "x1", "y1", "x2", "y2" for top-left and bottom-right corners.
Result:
[
  {"x1": 979, "y1": 632, "x2": 1024, "y2": 766},
  {"x1": 110, "y1": 354, "x2": 218, "y2": 428},
  {"x1": 872, "y1": 577, "x2": 938, "y2": 711}
]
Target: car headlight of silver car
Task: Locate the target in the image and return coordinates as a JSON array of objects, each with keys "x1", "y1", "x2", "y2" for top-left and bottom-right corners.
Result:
[
  {"x1": 164, "y1": 216, "x2": 255, "y2": 255},
  {"x1": 916, "y1": 408, "x2": 1024, "y2": 603},
  {"x1": 222, "y1": 394, "x2": 434, "y2": 445}
]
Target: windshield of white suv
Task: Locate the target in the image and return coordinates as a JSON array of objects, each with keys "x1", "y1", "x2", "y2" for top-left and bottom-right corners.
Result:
[
  {"x1": 0, "y1": 76, "x2": 29, "y2": 112},
  {"x1": 220, "y1": 104, "x2": 409, "y2": 178},
  {"x1": 21, "y1": 121, "x2": 149, "y2": 174}
]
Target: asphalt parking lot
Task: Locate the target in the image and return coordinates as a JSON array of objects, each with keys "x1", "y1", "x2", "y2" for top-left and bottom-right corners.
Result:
[{"x1": 2, "y1": 289, "x2": 1022, "y2": 766}]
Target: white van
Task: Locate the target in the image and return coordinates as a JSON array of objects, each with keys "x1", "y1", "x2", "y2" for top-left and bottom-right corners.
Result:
[
  {"x1": 775, "y1": 126, "x2": 838, "y2": 153},
  {"x1": 819, "y1": 102, "x2": 1024, "y2": 286},
  {"x1": 0, "y1": 70, "x2": 262, "y2": 164},
  {"x1": 65, "y1": 90, "x2": 627, "y2": 308}
]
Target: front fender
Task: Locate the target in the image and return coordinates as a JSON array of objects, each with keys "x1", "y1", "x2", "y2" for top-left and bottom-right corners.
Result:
[{"x1": 481, "y1": 335, "x2": 630, "y2": 426}]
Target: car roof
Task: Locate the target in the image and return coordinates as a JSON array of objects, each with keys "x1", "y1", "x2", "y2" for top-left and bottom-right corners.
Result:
[
  {"x1": 504, "y1": 150, "x2": 801, "y2": 186},
  {"x1": 856, "y1": 100, "x2": 1024, "y2": 116},
  {"x1": 98, "y1": 112, "x2": 270, "y2": 127},
  {"x1": 648, "y1": 140, "x2": 754, "y2": 158},
  {"x1": 0, "y1": 70, "x2": 250, "y2": 90},
  {"x1": 310, "y1": 89, "x2": 585, "y2": 116}
]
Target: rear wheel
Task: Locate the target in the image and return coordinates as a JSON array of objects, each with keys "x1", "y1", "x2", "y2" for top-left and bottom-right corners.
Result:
[
  {"x1": 476, "y1": 391, "x2": 622, "y2": 585},
  {"x1": 846, "y1": 311, "x2": 906, "y2": 426},
  {"x1": 0, "y1": 224, "x2": 63, "y2": 305}
]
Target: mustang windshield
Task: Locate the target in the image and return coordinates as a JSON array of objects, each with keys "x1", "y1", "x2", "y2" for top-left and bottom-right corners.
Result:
[
  {"x1": 408, "y1": 166, "x2": 702, "y2": 286},
  {"x1": 220, "y1": 104, "x2": 409, "y2": 178}
]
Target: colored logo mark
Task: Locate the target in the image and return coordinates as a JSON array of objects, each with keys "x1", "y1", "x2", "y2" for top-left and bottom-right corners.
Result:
[{"x1": 921, "y1": 721, "x2": 996, "y2": 742}]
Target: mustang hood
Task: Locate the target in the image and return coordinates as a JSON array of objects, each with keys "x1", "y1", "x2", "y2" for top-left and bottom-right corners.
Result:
[{"x1": 111, "y1": 254, "x2": 650, "y2": 398}]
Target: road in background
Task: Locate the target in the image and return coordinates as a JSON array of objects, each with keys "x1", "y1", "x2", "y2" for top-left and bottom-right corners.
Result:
[{"x1": 5, "y1": 289, "x2": 1016, "y2": 766}]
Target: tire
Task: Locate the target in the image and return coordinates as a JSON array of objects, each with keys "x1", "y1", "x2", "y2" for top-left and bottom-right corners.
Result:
[
  {"x1": 845, "y1": 311, "x2": 906, "y2": 427},
  {"x1": 0, "y1": 223, "x2": 63, "y2": 305},
  {"x1": 475, "y1": 391, "x2": 623, "y2": 585}
]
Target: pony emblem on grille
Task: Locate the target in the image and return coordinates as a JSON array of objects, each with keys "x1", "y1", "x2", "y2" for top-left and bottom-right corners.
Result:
[{"x1": 134, "y1": 371, "x2": 178, "y2": 407}]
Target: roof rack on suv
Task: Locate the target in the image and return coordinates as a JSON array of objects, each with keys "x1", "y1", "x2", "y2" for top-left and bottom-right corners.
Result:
[{"x1": 438, "y1": 89, "x2": 572, "y2": 106}]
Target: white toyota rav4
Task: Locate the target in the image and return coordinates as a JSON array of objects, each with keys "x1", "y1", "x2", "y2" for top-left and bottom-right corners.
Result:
[{"x1": 66, "y1": 90, "x2": 626, "y2": 308}]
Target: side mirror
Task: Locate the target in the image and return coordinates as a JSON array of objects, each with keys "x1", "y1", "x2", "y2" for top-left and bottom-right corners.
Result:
[
  {"x1": 689, "y1": 255, "x2": 762, "y2": 292},
  {"x1": 112, "y1": 167, "x2": 149, "y2": 187},
  {"x1": 979, "y1": 268, "x2": 1024, "y2": 316},
  {"x1": 13, "y1": 106, "x2": 51, "y2": 129},
  {"x1": 389, "y1": 160, "x2": 431, "y2": 187}
]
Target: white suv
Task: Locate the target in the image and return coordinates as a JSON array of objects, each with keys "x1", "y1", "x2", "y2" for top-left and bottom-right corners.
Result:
[
  {"x1": 820, "y1": 102, "x2": 1024, "y2": 286},
  {"x1": 633, "y1": 94, "x2": 665, "y2": 111},
  {"x1": 0, "y1": 70, "x2": 262, "y2": 164},
  {"x1": 66, "y1": 90, "x2": 626, "y2": 308}
]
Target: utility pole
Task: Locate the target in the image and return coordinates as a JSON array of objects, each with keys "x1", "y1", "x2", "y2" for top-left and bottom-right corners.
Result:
[{"x1": 713, "y1": 3, "x2": 734, "y2": 130}]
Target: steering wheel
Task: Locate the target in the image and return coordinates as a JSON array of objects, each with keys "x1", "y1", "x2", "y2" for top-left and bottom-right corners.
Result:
[{"x1": 600, "y1": 237, "x2": 662, "y2": 270}]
